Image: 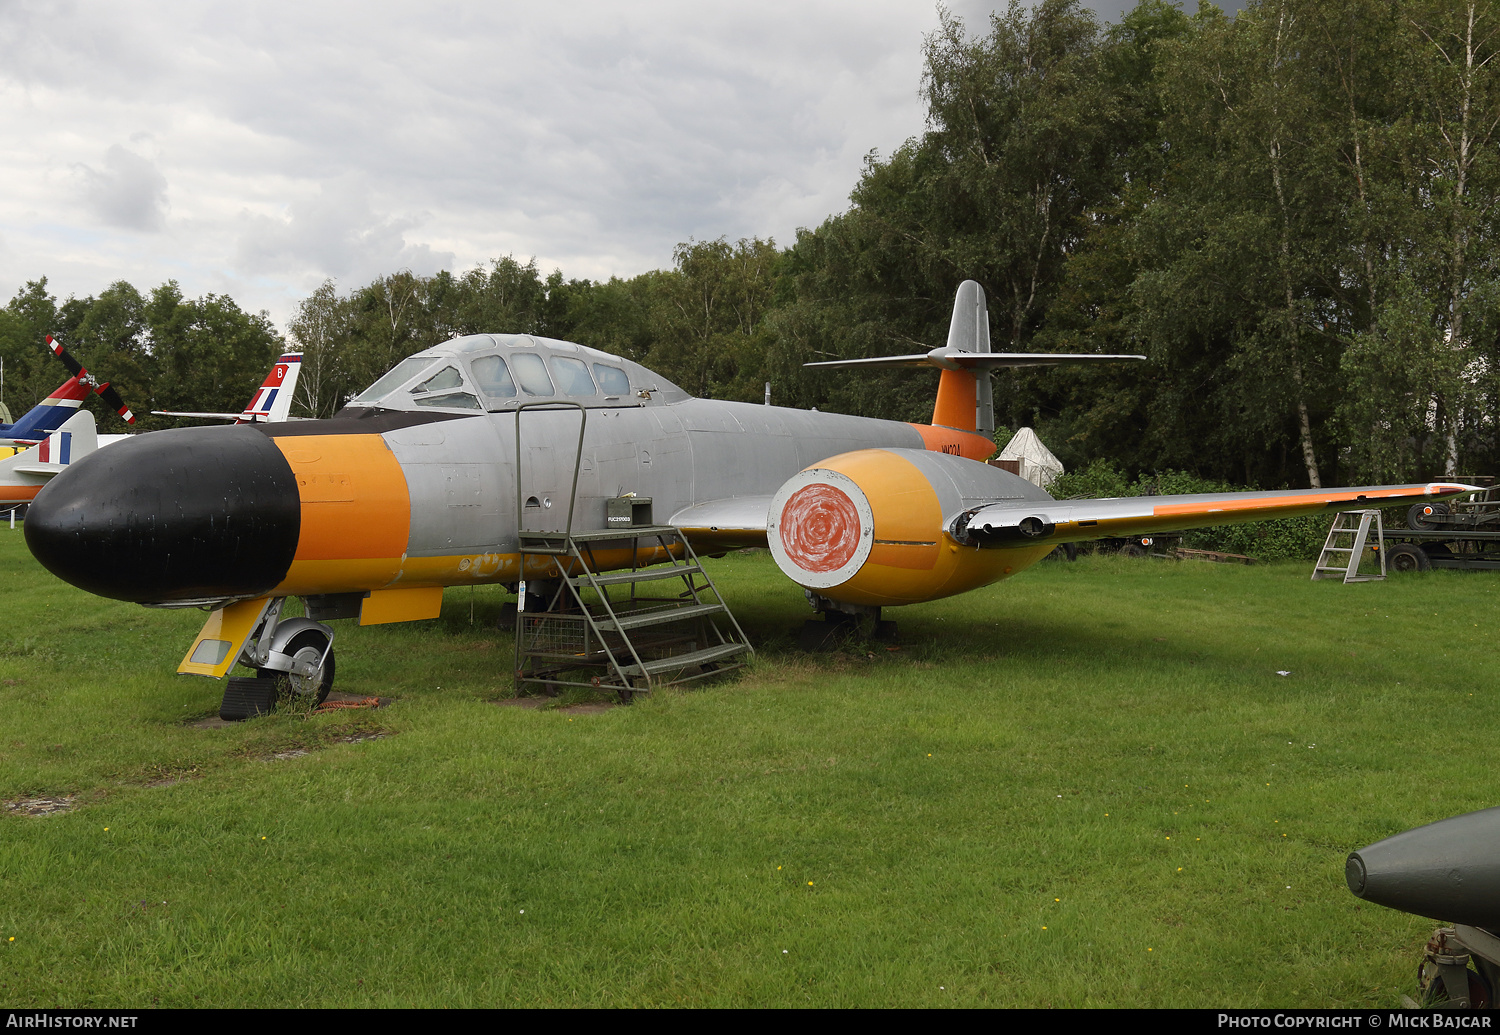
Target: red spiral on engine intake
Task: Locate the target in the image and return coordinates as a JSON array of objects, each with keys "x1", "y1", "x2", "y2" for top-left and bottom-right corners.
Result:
[{"x1": 778, "y1": 483, "x2": 860, "y2": 574}]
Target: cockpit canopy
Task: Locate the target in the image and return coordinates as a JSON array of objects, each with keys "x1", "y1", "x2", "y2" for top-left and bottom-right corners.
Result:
[{"x1": 345, "y1": 333, "x2": 687, "y2": 414}]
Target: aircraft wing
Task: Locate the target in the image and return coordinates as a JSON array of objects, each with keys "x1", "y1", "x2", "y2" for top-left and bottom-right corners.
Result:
[
  {"x1": 669, "y1": 496, "x2": 772, "y2": 551},
  {"x1": 152, "y1": 410, "x2": 246, "y2": 421},
  {"x1": 955, "y1": 482, "x2": 1480, "y2": 546},
  {"x1": 806, "y1": 348, "x2": 1146, "y2": 371}
]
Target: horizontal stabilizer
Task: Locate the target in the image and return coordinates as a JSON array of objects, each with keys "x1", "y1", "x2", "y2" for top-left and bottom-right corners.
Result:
[
  {"x1": 806, "y1": 349, "x2": 1146, "y2": 371},
  {"x1": 954, "y1": 482, "x2": 1480, "y2": 546}
]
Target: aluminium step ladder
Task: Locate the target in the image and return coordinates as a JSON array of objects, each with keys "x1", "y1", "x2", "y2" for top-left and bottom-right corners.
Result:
[
  {"x1": 514, "y1": 525, "x2": 753, "y2": 701},
  {"x1": 1311, "y1": 509, "x2": 1386, "y2": 583}
]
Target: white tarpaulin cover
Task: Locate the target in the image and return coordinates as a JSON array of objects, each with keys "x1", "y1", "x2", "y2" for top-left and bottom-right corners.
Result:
[{"x1": 998, "y1": 427, "x2": 1064, "y2": 489}]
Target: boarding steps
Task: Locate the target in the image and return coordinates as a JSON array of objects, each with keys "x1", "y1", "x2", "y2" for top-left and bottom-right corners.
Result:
[
  {"x1": 1311, "y1": 509, "x2": 1387, "y2": 583},
  {"x1": 514, "y1": 525, "x2": 753, "y2": 701}
]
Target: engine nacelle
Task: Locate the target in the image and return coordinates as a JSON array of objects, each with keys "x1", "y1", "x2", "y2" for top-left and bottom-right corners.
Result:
[{"x1": 767, "y1": 448, "x2": 1056, "y2": 607}]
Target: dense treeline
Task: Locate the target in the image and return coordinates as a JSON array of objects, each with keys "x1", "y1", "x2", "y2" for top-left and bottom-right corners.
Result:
[
  {"x1": 0, "y1": 279, "x2": 280, "y2": 430},
  {"x1": 6, "y1": 0, "x2": 1500, "y2": 489}
]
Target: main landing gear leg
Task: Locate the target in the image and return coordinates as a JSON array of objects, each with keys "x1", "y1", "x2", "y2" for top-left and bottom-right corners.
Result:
[
  {"x1": 243, "y1": 598, "x2": 337, "y2": 708},
  {"x1": 797, "y1": 592, "x2": 895, "y2": 652}
]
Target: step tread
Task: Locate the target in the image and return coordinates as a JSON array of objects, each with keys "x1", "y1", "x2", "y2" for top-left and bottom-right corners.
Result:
[
  {"x1": 580, "y1": 564, "x2": 704, "y2": 586},
  {"x1": 620, "y1": 642, "x2": 750, "y2": 677},
  {"x1": 611, "y1": 602, "x2": 727, "y2": 631}
]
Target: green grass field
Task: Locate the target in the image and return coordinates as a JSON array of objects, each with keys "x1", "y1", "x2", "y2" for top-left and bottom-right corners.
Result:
[{"x1": 1, "y1": 530, "x2": 1494, "y2": 1008}]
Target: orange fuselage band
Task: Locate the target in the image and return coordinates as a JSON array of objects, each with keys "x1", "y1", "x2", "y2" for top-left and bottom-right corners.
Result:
[{"x1": 270, "y1": 435, "x2": 412, "y2": 596}]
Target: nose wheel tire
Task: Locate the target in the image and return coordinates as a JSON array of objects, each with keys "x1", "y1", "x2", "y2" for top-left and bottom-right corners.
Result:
[{"x1": 258, "y1": 630, "x2": 335, "y2": 707}]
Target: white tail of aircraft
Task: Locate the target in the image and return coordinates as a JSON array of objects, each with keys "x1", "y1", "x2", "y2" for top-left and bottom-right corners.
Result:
[
  {"x1": 152, "y1": 353, "x2": 304, "y2": 424},
  {"x1": 0, "y1": 410, "x2": 100, "y2": 508}
]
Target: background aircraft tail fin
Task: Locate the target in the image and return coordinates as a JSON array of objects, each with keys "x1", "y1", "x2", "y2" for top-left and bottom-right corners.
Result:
[
  {"x1": 152, "y1": 353, "x2": 305, "y2": 424},
  {"x1": 2, "y1": 376, "x2": 90, "y2": 444},
  {"x1": 2, "y1": 409, "x2": 98, "y2": 477},
  {"x1": 239, "y1": 353, "x2": 302, "y2": 423}
]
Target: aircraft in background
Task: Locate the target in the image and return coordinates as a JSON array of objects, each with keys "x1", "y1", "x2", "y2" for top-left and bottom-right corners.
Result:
[
  {"x1": 0, "y1": 335, "x2": 139, "y2": 453},
  {"x1": 0, "y1": 377, "x2": 92, "y2": 453},
  {"x1": 0, "y1": 352, "x2": 302, "y2": 512},
  {"x1": 24, "y1": 282, "x2": 1474, "y2": 702},
  {"x1": 152, "y1": 353, "x2": 303, "y2": 425},
  {"x1": 0, "y1": 409, "x2": 98, "y2": 511}
]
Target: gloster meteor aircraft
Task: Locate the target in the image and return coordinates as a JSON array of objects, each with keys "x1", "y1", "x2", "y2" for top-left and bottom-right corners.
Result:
[{"x1": 24, "y1": 282, "x2": 1473, "y2": 701}]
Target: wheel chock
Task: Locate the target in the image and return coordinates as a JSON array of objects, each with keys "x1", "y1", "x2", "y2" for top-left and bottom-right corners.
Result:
[{"x1": 220, "y1": 677, "x2": 276, "y2": 721}]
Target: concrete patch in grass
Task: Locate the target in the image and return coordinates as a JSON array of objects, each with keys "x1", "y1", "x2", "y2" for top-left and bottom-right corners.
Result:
[
  {"x1": 264, "y1": 731, "x2": 389, "y2": 760},
  {"x1": 5, "y1": 795, "x2": 75, "y2": 816}
]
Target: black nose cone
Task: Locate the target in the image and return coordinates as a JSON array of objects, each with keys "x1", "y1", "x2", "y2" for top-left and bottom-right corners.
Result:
[
  {"x1": 26, "y1": 425, "x2": 301, "y2": 604},
  {"x1": 1347, "y1": 805, "x2": 1500, "y2": 929}
]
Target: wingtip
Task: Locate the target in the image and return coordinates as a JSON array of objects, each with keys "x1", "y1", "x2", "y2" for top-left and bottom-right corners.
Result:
[{"x1": 1427, "y1": 482, "x2": 1485, "y2": 496}]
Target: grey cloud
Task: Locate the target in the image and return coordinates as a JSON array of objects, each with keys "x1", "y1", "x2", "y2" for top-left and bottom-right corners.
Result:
[
  {"x1": 0, "y1": 2, "x2": 952, "y2": 323},
  {"x1": 235, "y1": 178, "x2": 454, "y2": 283},
  {"x1": 75, "y1": 145, "x2": 168, "y2": 232}
]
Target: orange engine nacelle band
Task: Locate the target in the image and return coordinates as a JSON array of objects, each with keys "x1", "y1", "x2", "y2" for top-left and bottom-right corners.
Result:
[{"x1": 767, "y1": 448, "x2": 1055, "y2": 607}]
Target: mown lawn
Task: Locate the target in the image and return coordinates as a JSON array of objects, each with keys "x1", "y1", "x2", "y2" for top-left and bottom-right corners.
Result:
[{"x1": 0, "y1": 530, "x2": 1493, "y2": 1007}]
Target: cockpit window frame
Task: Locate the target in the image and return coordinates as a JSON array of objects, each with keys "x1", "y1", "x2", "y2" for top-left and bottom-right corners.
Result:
[
  {"x1": 549, "y1": 355, "x2": 598, "y2": 398},
  {"x1": 469, "y1": 353, "x2": 519, "y2": 406},
  {"x1": 350, "y1": 356, "x2": 444, "y2": 406},
  {"x1": 354, "y1": 338, "x2": 656, "y2": 415},
  {"x1": 507, "y1": 351, "x2": 556, "y2": 398}
]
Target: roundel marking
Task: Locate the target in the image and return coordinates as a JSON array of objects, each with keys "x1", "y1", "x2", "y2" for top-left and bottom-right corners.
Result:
[
  {"x1": 780, "y1": 484, "x2": 860, "y2": 573},
  {"x1": 767, "y1": 467, "x2": 876, "y2": 591}
]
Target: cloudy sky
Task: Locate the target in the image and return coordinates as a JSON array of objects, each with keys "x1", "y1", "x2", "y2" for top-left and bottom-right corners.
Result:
[{"x1": 0, "y1": 1, "x2": 1230, "y2": 333}]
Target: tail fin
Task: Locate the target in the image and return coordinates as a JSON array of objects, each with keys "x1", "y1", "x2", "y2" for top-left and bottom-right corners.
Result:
[
  {"x1": 931, "y1": 281, "x2": 994, "y2": 436},
  {"x1": 238, "y1": 353, "x2": 302, "y2": 423},
  {"x1": 1, "y1": 376, "x2": 91, "y2": 445},
  {"x1": 1, "y1": 409, "x2": 98, "y2": 482},
  {"x1": 151, "y1": 353, "x2": 305, "y2": 424}
]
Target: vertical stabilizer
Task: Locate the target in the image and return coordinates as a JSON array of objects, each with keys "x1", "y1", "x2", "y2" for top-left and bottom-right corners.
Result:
[
  {"x1": 1, "y1": 376, "x2": 91, "y2": 445},
  {"x1": 239, "y1": 354, "x2": 303, "y2": 423},
  {"x1": 0, "y1": 409, "x2": 98, "y2": 477},
  {"x1": 932, "y1": 280, "x2": 996, "y2": 437}
]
